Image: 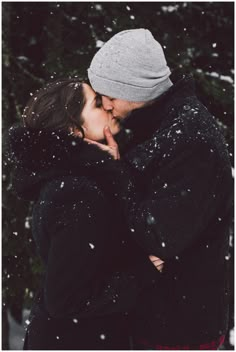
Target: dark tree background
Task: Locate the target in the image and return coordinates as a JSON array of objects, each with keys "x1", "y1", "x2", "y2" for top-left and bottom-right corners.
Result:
[{"x1": 2, "y1": 2, "x2": 234, "y2": 350}]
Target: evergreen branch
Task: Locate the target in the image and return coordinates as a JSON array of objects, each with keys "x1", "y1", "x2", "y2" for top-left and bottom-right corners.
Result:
[{"x1": 10, "y1": 55, "x2": 45, "y2": 85}]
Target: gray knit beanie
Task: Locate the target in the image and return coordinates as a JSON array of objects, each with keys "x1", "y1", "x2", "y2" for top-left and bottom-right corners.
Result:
[{"x1": 88, "y1": 28, "x2": 173, "y2": 102}]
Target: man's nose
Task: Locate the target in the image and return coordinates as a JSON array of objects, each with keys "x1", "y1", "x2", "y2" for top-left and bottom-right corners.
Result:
[{"x1": 102, "y1": 96, "x2": 113, "y2": 111}]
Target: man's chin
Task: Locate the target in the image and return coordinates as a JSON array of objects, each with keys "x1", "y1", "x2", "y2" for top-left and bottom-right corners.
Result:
[
  {"x1": 113, "y1": 113, "x2": 130, "y2": 121},
  {"x1": 112, "y1": 125, "x2": 122, "y2": 136}
]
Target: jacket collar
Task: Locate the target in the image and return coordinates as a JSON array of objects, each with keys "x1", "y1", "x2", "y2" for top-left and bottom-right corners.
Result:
[
  {"x1": 123, "y1": 74, "x2": 197, "y2": 171},
  {"x1": 123, "y1": 74, "x2": 196, "y2": 145},
  {"x1": 6, "y1": 126, "x2": 112, "y2": 200}
]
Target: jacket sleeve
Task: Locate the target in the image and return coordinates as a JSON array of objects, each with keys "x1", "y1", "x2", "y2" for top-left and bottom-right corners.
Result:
[
  {"x1": 40, "y1": 181, "x2": 159, "y2": 319},
  {"x1": 88, "y1": 139, "x2": 220, "y2": 260}
]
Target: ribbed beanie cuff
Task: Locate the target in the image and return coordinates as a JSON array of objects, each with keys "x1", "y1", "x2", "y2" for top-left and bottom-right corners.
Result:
[{"x1": 88, "y1": 69, "x2": 173, "y2": 101}]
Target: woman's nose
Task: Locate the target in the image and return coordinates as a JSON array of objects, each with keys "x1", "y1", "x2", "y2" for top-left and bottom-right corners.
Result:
[{"x1": 102, "y1": 96, "x2": 113, "y2": 111}]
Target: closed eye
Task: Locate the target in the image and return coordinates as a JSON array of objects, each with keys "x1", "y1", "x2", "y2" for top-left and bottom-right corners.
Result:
[{"x1": 95, "y1": 95, "x2": 102, "y2": 107}]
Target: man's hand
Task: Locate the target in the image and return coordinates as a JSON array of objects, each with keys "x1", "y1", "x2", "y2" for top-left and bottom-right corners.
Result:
[
  {"x1": 149, "y1": 255, "x2": 164, "y2": 273},
  {"x1": 84, "y1": 126, "x2": 120, "y2": 160}
]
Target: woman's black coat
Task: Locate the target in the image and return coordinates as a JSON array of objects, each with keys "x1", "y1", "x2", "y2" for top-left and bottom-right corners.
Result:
[{"x1": 6, "y1": 127, "x2": 158, "y2": 350}]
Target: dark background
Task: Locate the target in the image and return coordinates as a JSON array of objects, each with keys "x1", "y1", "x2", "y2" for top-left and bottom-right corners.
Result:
[{"x1": 2, "y1": 2, "x2": 234, "y2": 349}]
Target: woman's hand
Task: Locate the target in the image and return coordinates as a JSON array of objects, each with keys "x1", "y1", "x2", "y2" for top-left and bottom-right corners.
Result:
[
  {"x1": 149, "y1": 255, "x2": 164, "y2": 273},
  {"x1": 84, "y1": 126, "x2": 120, "y2": 160}
]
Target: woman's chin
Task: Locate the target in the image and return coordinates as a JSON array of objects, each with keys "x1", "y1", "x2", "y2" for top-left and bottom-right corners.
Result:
[{"x1": 87, "y1": 126, "x2": 122, "y2": 143}]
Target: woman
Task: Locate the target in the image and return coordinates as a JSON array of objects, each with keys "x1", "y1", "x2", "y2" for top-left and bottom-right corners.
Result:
[{"x1": 7, "y1": 78, "x2": 160, "y2": 350}]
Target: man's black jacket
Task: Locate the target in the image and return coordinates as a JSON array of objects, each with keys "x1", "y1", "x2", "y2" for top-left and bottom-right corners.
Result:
[{"x1": 89, "y1": 75, "x2": 233, "y2": 345}]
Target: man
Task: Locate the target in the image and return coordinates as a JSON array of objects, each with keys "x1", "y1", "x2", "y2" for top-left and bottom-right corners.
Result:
[{"x1": 87, "y1": 29, "x2": 233, "y2": 349}]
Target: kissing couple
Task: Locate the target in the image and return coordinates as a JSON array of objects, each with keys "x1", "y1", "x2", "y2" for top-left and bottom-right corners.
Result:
[{"x1": 7, "y1": 29, "x2": 232, "y2": 350}]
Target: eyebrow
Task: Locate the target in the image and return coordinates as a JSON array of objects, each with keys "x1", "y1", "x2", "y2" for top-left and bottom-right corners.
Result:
[{"x1": 91, "y1": 94, "x2": 102, "y2": 106}]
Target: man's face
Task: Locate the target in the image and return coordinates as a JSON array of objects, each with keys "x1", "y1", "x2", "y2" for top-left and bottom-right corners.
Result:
[{"x1": 101, "y1": 95, "x2": 145, "y2": 121}]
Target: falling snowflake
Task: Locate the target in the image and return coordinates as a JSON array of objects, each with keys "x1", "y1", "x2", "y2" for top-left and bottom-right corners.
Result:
[
  {"x1": 25, "y1": 218, "x2": 30, "y2": 229},
  {"x1": 95, "y1": 4, "x2": 102, "y2": 10},
  {"x1": 147, "y1": 215, "x2": 156, "y2": 225},
  {"x1": 96, "y1": 40, "x2": 105, "y2": 48}
]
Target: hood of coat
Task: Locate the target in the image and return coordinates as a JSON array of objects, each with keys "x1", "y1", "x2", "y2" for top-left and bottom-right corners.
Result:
[{"x1": 5, "y1": 126, "x2": 112, "y2": 200}]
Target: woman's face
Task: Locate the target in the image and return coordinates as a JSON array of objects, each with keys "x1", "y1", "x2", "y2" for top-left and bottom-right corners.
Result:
[{"x1": 80, "y1": 83, "x2": 121, "y2": 141}]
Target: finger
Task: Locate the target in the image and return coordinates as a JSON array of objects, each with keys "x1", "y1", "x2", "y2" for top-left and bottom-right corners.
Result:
[
  {"x1": 149, "y1": 255, "x2": 164, "y2": 264},
  {"x1": 84, "y1": 138, "x2": 102, "y2": 146},
  {"x1": 112, "y1": 146, "x2": 120, "y2": 160},
  {"x1": 153, "y1": 262, "x2": 164, "y2": 268},
  {"x1": 84, "y1": 138, "x2": 110, "y2": 152},
  {"x1": 111, "y1": 146, "x2": 120, "y2": 160},
  {"x1": 104, "y1": 126, "x2": 118, "y2": 147},
  {"x1": 111, "y1": 148, "x2": 119, "y2": 160},
  {"x1": 84, "y1": 137, "x2": 118, "y2": 160},
  {"x1": 156, "y1": 264, "x2": 164, "y2": 272},
  {"x1": 149, "y1": 255, "x2": 159, "y2": 261},
  {"x1": 153, "y1": 259, "x2": 164, "y2": 266},
  {"x1": 152, "y1": 262, "x2": 164, "y2": 271}
]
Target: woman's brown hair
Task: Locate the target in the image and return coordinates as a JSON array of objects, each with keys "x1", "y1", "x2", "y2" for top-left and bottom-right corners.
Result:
[{"x1": 22, "y1": 78, "x2": 86, "y2": 137}]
